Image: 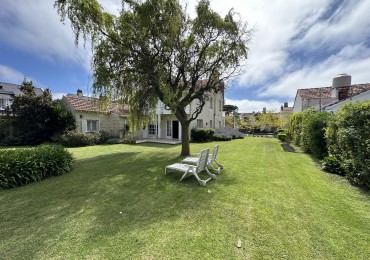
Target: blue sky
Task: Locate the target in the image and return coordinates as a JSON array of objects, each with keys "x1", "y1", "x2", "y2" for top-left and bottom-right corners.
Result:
[{"x1": 1, "y1": 0, "x2": 370, "y2": 112}]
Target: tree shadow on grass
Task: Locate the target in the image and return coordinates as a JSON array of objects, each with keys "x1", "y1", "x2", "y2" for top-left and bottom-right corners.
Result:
[{"x1": 0, "y1": 149, "x2": 231, "y2": 258}]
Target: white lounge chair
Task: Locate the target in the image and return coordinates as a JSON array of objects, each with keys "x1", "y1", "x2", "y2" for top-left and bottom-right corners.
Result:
[
  {"x1": 165, "y1": 148, "x2": 216, "y2": 186},
  {"x1": 182, "y1": 144, "x2": 224, "y2": 174}
]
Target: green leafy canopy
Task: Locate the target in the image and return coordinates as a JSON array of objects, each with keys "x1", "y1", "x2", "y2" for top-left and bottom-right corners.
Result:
[{"x1": 55, "y1": 0, "x2": 251, "y2": 155}]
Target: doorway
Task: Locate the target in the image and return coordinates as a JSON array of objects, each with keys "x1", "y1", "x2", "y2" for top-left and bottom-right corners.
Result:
[{"x1": 172, "y1": 121, "x2": 179, "y2": 139}]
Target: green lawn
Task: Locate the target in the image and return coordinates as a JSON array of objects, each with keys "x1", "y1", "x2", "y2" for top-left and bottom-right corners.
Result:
[{"x1": 1, "y1": 138, "x2": 369, "y2": 259}]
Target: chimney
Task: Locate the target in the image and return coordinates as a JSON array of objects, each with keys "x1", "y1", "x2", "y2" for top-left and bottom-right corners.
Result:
[
  {"x1": 284, "y1": 102, "x2": 288, "y2": 107},
  {"x1": 332, "y1": 74, "x2": 351, "y2": 99},
  {"x1": 281, "y1": 105, "x2": 283, "y2": 111},
  {"x1": 77, "y1": 89, "x2": 83, "y2": 97},
  {"x1": 263, "y1": 107, "x2": 266, "y2": 114}
]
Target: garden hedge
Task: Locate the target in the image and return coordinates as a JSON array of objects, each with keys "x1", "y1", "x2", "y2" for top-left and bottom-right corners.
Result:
[
  {"x1": 0, "y1": 145, "x2": 74, "y2": 189},
  {"x1": 191, "y1": 128, "x2": 215, "y2": 142},
  {"x1": 325, "y1": 101, "x2": 370, "y2": 189}
]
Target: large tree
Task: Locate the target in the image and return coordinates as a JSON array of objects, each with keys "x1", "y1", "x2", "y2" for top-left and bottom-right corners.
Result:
[
  {"x1": 8, "y1": 80, "x2": 76, "y2": 145},
  {"x1": 55, "y1": 0, "x2": 250, "y2": 155}
]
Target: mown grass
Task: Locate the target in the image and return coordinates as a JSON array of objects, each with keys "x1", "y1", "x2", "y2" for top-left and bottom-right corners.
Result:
[{"x1": 0, "y1": 138, "x2": 369, "y2": 259}]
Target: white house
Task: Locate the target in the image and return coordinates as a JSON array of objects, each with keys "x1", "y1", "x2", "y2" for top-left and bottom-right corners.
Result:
[
  {"x1": 323, "y1": 89, "x2": 370, "y2": 112},
  {"x1": 138, "y1": 90, "x2": 226, "y2": 141},
  {"x1": 293, "y1": 74, "x2": 370, "y2": 113},
  {"x1": 61, "y1": 88, "x2": 225, "y2": 142}
]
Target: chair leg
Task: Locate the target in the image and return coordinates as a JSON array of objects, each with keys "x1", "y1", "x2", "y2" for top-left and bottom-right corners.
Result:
[
  {"x1": 208, "y1": 163, "x2": 221, "y2": 174},
  {"x1": 192, "y1": 172, "x2": 207, "y2": 186},
  {"x1": 205, "y1": 168, "x2": 217, "y2": 180},
  {"x1": 214, "y1": 160, "x2": 224, "y2": 169},
  {"x1": 180, "y1": 168, "x2": 194, "y2": 181}
]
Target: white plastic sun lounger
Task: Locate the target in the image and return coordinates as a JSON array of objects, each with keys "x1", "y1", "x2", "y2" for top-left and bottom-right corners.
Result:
[
  {"x1": 181, "y1": 144, "x2": 224, "y2": 174},
  {"x1": 165, "y1": 148, "x2": 216, "y2": 186}
]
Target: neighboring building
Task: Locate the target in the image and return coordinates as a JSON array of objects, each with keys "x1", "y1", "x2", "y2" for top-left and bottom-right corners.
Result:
[
  {"x1": 61, "y1": 90, "x2": 129, "y2": 137},
  {"x1": 324, "y1": 89, "x2": 370, "y2": 112},
  {"x1": 138, "y1": 89, "x2": 226, "y2": 140},
  {"x1": 293, "y1": 74, "x2": 370, "y2": 113},
  {"x1": 0, "y1": 82, "x2": 43, "y2": 115},
  {"x1": 279, "y1": 102, "x2": 293, "y2": 120}
]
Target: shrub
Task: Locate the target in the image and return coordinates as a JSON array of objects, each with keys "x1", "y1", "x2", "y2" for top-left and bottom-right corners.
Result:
[
  {"x1": 105, "y1": 138, "x2": 123, "y2": 144},
  {"x1": 288, "y1": 112, "x2": 303, "y2": 145},
  {"x1": 0, "y1": 145, "x2": 74, "y2": 189},
  {"x1": 214, "y1": 127, "x2": 245, "y2": 140},
  {"x1": 191, "y1": 128, "x2": 214, "y2": 142},
  {"x1": 325, "y1": 101, "x2": 370, "y2": 189},
  {"x1": 277, "y1": 133, "x2": 287, "y2": 142},
  {"x1": 57, "y1": 131, "x2": 101, "y2": 147},
  {"x1": 300, "y1": 110, "x2": 332, "y2": 159},
  {"x1": 213, "y1": 133, "x2": 232, "y2": 141},
  {"x1": 321, "y1": 155, "x2": 345, "y2": 176}
]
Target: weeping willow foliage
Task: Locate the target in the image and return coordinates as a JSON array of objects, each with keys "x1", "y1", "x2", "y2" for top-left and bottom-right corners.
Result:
[{"x1": 55, "y1": 0, "x2": 251, "y2": 154}]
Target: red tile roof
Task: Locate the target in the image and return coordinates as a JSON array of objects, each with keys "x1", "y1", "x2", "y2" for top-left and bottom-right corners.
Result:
[
  {"x1": 64, "y1": 94, "x2": 129, "y2": 114},
  {"x1": 298, "y1": 84, "x2": 370, "y2": 99},
  {"x1": 298, "y1": 87, "x2": 332, "y2": 99}
]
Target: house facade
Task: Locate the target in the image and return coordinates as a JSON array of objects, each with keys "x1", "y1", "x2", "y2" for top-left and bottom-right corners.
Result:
[
  {"x1": 293, "y1": 74, "x2": 370, "y2": 113},
  {"x1": 137, "y1": 90, "x2": 226, "y2": 141},
  {"x1": 61, "y1": 90, "x2": 129, "y2": 137},
  {"x1": 62, "y1": 88, "x2": 225, "y2": 141},
  {"x1": 0, "y1": 82, "x2": 43, "y2": 115}
]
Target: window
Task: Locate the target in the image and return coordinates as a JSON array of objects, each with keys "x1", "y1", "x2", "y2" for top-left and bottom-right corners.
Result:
[
  {"x1": 0, "y1": 99, "x2": 5, "y2": 109},
  {"x1": 210, "y1": 97, "x2": 213, "y2": 109},
  {"x1": 197, "y1": 119, "x2": 203, "y2": 128},
  {"x1": 148, "y1": 124, "x2": 157, "y2": 135},
  {"x1": 210, "y1": 120, "x2": 213, "y2": 128},
  {"x1": 219, "y1": 100, "x2": 222, "y2": 111},
  {"x1": 87, "y1": 120, "x2": 99, "y2": 132},
  {"x1": 219, "y1": 121, "x2": 221, "y2": 128},
  {"x1": 166, "y1": 121, "x2": 172, "y2": 137}
]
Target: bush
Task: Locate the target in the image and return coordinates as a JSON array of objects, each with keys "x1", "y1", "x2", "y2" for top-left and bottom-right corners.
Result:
[
  {"x1": 105, "y1": 138, "x2": 123, "y2": 144},
  {"x1": 0, "y1": 145, "x2": 74, "y2": 189},
  {"x1": 325, "y1": 101, "x2": 370, "y2": 189},
  {"x1": 277, "y1": 133, "x2": 287, "y2": 142},
  {"x1": 191, "y1": 128, "x2": 214, "y2": 142},
  {"x1": 300, "y1": 110, "x2": 332, "y2": 159},
  {"x1": 321, "y1": 156, "x2": 345, "y2": 176},
  {"x1": 214, "y1": 127, "x2": 245, "y2": 140},
  {"x1": 213, "y1": 133, "x2": 232, "y2": 141},
  {"x1": 57, "y1": 131, "x2": 102, "y2": 147},
  {"x1": 288, "y1": 112, "x2": 303, "y2": 145}
]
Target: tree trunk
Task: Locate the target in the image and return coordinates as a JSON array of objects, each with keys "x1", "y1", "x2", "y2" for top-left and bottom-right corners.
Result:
[{"x1": 180, "y1": 121, "x2": 190, "y2": 156}]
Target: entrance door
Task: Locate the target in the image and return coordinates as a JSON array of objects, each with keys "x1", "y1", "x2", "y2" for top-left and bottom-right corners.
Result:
[{"x1": 172, "y1": 121, "x2": 179, "y2": 139}]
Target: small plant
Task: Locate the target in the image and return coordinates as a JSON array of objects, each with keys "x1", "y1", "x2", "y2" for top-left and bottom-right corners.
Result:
[
  {"x1": 277, "y1": 133, "x2": 287, "y2": 142},
  {"x1": 321, "y1": 156, "x2": 345, "y2": 176}
]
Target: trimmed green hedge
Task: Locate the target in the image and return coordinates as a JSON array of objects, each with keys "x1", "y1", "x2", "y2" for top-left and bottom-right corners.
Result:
[
  {"x1": 277, "y1": 132, "x2": 287, "y2": 142},
  {"x1": 0, "y1": 145, "x2": 74, "y2": 189},
  {"x1": 325, "y1": 101, "x2": 370, "y2": 189},
  {"x1": 56, "y1": 131, "x2": 102, "y2": 147},
  {"x1": 191, "y1": 128, "x2": 214, "y2": 142},
  {"x1": 300, "y1": 110, "x2": 332, "y2": 159}
]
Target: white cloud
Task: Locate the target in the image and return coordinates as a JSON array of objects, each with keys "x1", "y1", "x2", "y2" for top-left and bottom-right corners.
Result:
[
  {"x1": 0, "y1": 65, "x2": 24, "y2": 83},
  {"x1": 225, "y1": 98, "x2": 291, "y2": 113},
  {"x1": 258, "y1": 43, "x2": 370, "y2": 99},
  {"x1": 0, "y1": 0, "x2": 91, "y2": 69},
  {"x1": 293, "y1": 0, "x2": 370, "y2": 53},
  {"x1": 53, "y1": 92, "x2": 67, "y2": 100},
  {"x1": 0, "y1": 64, "x2": 48, "y2": 89}
]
